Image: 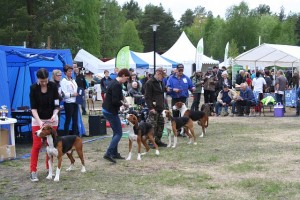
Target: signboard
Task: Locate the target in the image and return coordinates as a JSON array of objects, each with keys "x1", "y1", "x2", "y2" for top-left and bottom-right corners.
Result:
[
  {"x1": 285, "y1": 89, "x2": 297, "y2": 107},
  {"x1": 232, "y1": 65, "x2": 244, "y2": 87}
]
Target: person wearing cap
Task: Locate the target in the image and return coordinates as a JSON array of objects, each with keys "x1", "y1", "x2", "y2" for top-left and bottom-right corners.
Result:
[
  {"x1": 203, "y1": 67, "x2": 218, "y2": 105},
  {"x1": 74, "y1": 63, "x2": 88, "y2": 115},
  {"x1": 61, "y1": 65, "x2": 79, "y2": 135},
  {"x1": 144, "y1": 67, "x2": 167, "y2": 147},
  {"x1": 191, "y1": 70, "x2": 203, "y2": 111},
  {"x1": 167, "y1": 64, "x2": 195, "y2": 118},
  {"x1": 215, "y1": 85, "x2": 237, "y2": 116}
]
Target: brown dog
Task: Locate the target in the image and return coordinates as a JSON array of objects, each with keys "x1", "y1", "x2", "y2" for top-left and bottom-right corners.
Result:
[
  {"x1": 173, "y1": 102, "x2": 209, "y2": 137},
  {"x1": 162, "y1": 110, "x2": 196, "y2": 147},
  {"x1": 36, "y1": 125, "x2": 86, "y2": 181},
  {"x1": 126, "y1": 114, "x2": 159, "y2": 160}
]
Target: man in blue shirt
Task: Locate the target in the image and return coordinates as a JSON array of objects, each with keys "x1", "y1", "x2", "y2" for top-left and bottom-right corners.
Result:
[
  {"x1": 236, "y1": 83, "x2": 256, "y2": 116},
  {"x1": 167, "y1": 64, "x2": 195, "y2": 117}
]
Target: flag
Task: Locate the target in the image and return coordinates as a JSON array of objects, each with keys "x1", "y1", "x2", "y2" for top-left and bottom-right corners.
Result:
[
  {"x1": 116, "y1": 46, "x2": 130, "y2": 69},
  {"x1": 224, "y1": 42, "x2": 229, "y2": 67},
  {"x1": 195, "y1": 38, "x2": 203, "y2": 71}
]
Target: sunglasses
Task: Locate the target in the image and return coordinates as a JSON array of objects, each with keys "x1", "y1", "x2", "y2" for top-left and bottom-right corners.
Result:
[
  {"x1": 178, "y1": 69, "x2": 184, "y2": 72},
  {"x1": 56, "y1": 74, "x2": 62, "y2": 76}
]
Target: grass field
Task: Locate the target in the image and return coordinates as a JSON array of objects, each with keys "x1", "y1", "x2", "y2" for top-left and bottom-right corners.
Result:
[{"x1": 1, "y1": 109, "x2": 300, "y2": 200}]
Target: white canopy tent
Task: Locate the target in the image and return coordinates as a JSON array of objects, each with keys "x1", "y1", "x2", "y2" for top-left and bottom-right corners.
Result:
[
  {"x1": 162, "y1": 31, "x2": 219, "y2": 77},
  {"x1": 234, "y1": 43, "x2": 300, "y2": 70},
  {"x1": 74, "y1": 49, "x2": 115, "y2": 74}
]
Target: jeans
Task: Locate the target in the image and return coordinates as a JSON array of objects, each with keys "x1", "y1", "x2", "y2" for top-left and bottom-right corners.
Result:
[
  {"x1": 215, "y1": 101, "x2": 236, "y2": 115},
  {"x1": 103, "y1": 110, "x2": 122, "y2": 157}
]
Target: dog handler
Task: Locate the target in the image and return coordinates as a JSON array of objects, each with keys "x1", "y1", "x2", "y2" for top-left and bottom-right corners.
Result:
[
  {"x1": 29, "y1": 68, "x2": 60, "y2": 181},
  {"x1": 102, "y1": 68, "x2": 130, "y2": 163}
]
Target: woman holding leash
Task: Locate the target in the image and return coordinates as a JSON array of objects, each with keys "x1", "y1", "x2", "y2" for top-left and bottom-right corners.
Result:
[
  {"x1": 102, "y1": 68, "x2": 130, "y2": 163},
  {"x1": 29, "y1": 68, "x2": 60, "y2": 182}
]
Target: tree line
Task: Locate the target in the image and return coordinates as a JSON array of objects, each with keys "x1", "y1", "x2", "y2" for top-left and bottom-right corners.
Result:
[{"x1": 0, "y1": 0, "x2": 299, "y2": 62}]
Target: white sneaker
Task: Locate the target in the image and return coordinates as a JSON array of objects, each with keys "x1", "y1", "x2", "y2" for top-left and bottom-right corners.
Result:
[{"x1": 30, "y1": 172, "x2": 39, "y2": 182}]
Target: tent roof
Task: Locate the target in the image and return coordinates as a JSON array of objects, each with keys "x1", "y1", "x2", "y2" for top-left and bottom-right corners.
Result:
[
  {"x1": 162, "y1": 31, "x2": 219, "y2": 65},
  {"x1": 132, "y1": 51, "x2": 176, "y2": 68},
  {"x1": 234, "y1": 43, "x2": 300, "y2": 67},
  {"x1": 74, "y1": 49, "x2": 114, "y2": 74},
  {"x1": 0, "y1": 45, "x2": 70, "y2": 66},
  {"x1": 101, "y1": 51, "x2": 149, "y2": 69}
]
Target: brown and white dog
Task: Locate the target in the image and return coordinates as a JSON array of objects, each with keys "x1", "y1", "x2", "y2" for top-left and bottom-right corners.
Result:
[
  {"x1": 36, "y1": 125, "x2": 86, "y2": 181},
  {"x1": 173, "y1": 102, "x2": 209, "y2": 137},
  {"x1": 162, "y1": 110, "x2": 196, "y2": 147},
  {"x1": 126, "y1": 114, "x2": 159, "y2": 160}
]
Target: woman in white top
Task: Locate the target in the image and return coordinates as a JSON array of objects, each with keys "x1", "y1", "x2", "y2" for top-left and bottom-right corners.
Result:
[
  {"x1": 252, "y1": 71, "x2": 266, "y2": 101},
  {"x1": 61, "y1": 65, "x2": 79, "y2": 135}
]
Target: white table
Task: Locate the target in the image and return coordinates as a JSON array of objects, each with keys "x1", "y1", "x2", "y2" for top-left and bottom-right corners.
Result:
[{"x1": 0, "y1": 118, "x2": 17, "y2": 159}]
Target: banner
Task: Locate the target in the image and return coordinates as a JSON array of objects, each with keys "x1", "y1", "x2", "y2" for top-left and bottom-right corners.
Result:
[
  {"x1": 195, "y1": 38, "x2": 203, "y2": 71},
  {"x1": 232, "y1": 65, "x2": 244, "y2": 86},
  {"x1": 116, "y1": 46, "x2": 130, "y2": 69},
  {"x1": 224, "y1": 42, "x2": 229, "y2": 67}
]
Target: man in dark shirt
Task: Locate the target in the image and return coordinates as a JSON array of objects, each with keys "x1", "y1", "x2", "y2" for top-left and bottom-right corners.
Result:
[
  {"x1": 144, "y1": 68, "x2": 167, "y2": 147},
  {"x1": 74, "y1": 63, "x2": 87, "y2": 115}
]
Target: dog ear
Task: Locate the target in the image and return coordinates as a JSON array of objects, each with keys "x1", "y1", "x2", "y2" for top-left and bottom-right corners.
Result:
[{"x1": 50, "y1": 126, "x2": 58, "y2": 138}]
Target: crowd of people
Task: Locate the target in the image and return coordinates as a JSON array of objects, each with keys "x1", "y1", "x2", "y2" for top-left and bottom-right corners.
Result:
[{"x1": 29, "y1": 63, "x2": 299, "y2": 179}]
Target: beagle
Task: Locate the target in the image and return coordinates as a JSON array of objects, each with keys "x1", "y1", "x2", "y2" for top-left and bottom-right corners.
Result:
[
  {"x1": 162, "y1": 110, "x2": 196, "y2": 147},
  {"x1": 126, "y1": 114, "x2": 159, "y2": 160},
  {"x1": 36, "y1": 125, "x2": 86, "y2": 181}
]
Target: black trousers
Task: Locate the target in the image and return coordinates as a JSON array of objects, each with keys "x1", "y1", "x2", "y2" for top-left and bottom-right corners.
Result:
[
  {"x1": 204, "y1": 90, "x2": 215, "y2": 104},
  {"x1": 191, "y1": 93, "x2": 201, "y2": 111},
  {"x1": 64, "y1": 102, "x2": 79, "y2": 135},
  {"x1": 236, "y1": 100, "x2": 255, "y2": 115}
]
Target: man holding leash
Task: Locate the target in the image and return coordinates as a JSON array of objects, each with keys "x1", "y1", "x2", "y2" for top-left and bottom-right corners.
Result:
[{"x1": 144, "y1": 68, "x2": 167, "y2": 147}]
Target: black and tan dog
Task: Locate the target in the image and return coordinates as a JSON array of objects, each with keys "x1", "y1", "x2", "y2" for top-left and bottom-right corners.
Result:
[
  {"x1": 173, "y1": 102, "x2": 209, "y2": 138},
  {"x1": 36, "y1": 125, "x2": 86, "y2": 181},
  {"x1": 162, "y1": 110, "x2": 196, "y2": 147},
  {"x1": 126, "y1": 114, "x2": 159, "y2": 160}
]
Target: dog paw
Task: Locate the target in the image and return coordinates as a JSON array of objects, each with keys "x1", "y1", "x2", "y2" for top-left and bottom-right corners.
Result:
[
  {"x1": 199, "y1": 134, "x2": 204, "y2": 138},
  {"x1": 167, "y1": 144, "x2": 171, "y2": 148},
  {"x1": 66, "y1": 167, "x2": 72, "y2": 172},
  {"x1": 137, "y1": 157, "x2": 141, "y2": 161},
  {"x1": 126, "y1": 157, "x2": 131, "y2": 160},
  {"x1": 54, "y1": 177, "x2": 59, "y2": 182},
  {"x1": 81, "y1": 167, "x2": 86, "y2": 173},
  {"x1": 155, "y1": 150, "x2": 160, "y2": 155},
  {"x1": 194, "y1": 142, "x2": 197, "y2": 145},
  {"x1": 187, "y1": 141, "x2": 192, "y2": 144},
  {"x1": 46, "y1": 175, "x2": 52, "y2": 180},
  {"x1": 171, "y1": 145, "x2": 176, "y2": 148},
  {"x1": 141, "y1": 152, "x2": 147, "y2": 155}
]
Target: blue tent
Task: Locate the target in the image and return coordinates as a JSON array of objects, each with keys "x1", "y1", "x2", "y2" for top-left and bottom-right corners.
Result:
[{"x1": 0, "y1": 45, "x2": 85, "y2": 135}]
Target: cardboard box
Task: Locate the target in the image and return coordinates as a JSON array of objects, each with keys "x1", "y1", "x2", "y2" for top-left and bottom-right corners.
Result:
[
  {"x1": 0, "y1": 145, "x2": 16, "y2": 161},
  {"x1": 0, "y1": 129, "x2": 9, "y2": 146}
]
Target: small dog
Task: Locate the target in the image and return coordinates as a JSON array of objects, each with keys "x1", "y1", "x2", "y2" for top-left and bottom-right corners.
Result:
[
  {"x1": 126, "y1": 114, "x2": 159, "y2": 160},
  {"x1": 173, "y1": 102, "x2": 209, "y2": 137},
  {"x1": 162, "y1": 110, "x2": 196, "y2": 147},
  {"x1": 200, "y1": 103, "x2": 213, "y2": 116},
  {"x1": 36, "y1": 125, "x2": 86, "y2": 181}
]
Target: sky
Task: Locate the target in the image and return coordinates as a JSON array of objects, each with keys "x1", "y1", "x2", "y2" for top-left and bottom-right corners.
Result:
[{"x1": 116, "y1": 0, "x2": 300, "y2": 21}]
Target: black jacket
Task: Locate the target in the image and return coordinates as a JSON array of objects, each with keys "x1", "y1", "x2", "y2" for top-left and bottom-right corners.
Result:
[
  {"x1": 144, "y1": 77, "x2": 165, "y2": 112},
  {"x1": 102, "y1": 79, "x2": 123, "y2": 114}
]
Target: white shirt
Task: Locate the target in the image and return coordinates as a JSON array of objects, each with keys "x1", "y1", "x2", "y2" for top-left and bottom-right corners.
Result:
[
  {"x1": 252, "y1": 77, "x2": 266, "y2": 93},
  {"x1": 61, "y1": 77, "x2": 78, "y2": 103}
]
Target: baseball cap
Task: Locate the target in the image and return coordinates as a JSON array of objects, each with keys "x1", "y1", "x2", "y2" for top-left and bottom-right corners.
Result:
[
  {"x1": 177, "y1": 64, "x2": 184, "y2": 69},
  {"x1": 156, "y1": 67, "x2": 166, "y2": 75}
]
